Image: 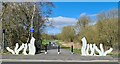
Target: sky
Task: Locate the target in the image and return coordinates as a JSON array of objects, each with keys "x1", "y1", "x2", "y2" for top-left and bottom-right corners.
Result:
[{"x1": 44, "y1": 2, "x2": 118, "y2": 35}]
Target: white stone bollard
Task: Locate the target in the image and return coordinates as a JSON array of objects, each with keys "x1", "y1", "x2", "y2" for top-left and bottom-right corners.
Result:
[
  {"x1": 100, "y1": 44, "x2": 104, "y2": 56},
  {"x1": 94, "y1": 44, "x2": 103, "y2": 56},
  {"x1": 28, "y1": 37, "x2": 36, "y2": 55},
  {"x1": 86, "y1": 44, "x2": 90, "y2": 55},
  {"x1": 14, "y1": 43, "x2": 19, "y2": 54},
  {"x1": 6, "y1": 37, "x2": 37, "y2": 55},
  {"x1": 16, "y1": 43, "x2": 24, "y2": 55},
  {"x1": 89, "y1": 44, "x2": 94, "y2": 56},
  {"x1": 81, "y1": 37, "x2": 87, "y2": 56},
  {"x1": 103, "y1": 48, "x2": 113, "y2": 56},
  {"x1": 6, "y1": 47, "x2": 15, "y2": 54},
  {"x1": 23, "y1": 43, "x2": 28, "y2": 55},
  {"x1": 81, "y1": 37, "x2": 113, "y2": 56}
]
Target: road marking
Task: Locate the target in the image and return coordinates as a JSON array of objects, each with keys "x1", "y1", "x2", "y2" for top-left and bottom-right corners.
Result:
[{"x1": 1, "y1": 59, "x2": 118, "y2": 62}]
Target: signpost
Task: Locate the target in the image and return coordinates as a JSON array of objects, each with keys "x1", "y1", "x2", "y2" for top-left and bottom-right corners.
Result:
[
  {"x1": 30, "y1": 27, "x2": 34, "y2": 33},
  {"x1": 30, "y1": 4, "x2": 36, "y2": 37}
]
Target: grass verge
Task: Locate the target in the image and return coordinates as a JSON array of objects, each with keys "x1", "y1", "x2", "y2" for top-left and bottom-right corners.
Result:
[{"x1": 56, "y1": 40, "x2": 81, "y2": 54}]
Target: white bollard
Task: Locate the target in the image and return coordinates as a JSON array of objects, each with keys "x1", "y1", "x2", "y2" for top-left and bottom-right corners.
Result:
[
  {"x1": 89, "y1": 44, "x2": 94, "y2": 56},
  {"x1": 58, "y1": 52, "x2": 60, "y2": 54},
  {"x1": 86, "y1": 44, "x2": 90, "y2": 55},
  {"x1": 23, "y1": 43, "x2": 28, "y2": 55},
  {"x1": 100, "y1": 44, "x2": 104, "y2": 56},
  {"x1": 14, "y1": 43, "x2": 19, "y2": 54},
  {"x1": 81, "y1": 37, "x2": 87, "y2": 56},
  {"x1": 28, "y1": 37, "x2": 36, "y2": 55},
  {"x1": 16, "y1": 43, "x2": 24, "y2": 55},
  {"x1": 6, "y1": 47, "x2": 15, "y2": 54},
  {"x1": 81, "y1": 37, "x2": 113, "y2": 56},
  {"x1": 45, "y1": 52, "x2": 48, "y2": 54},
  {"x1": 103, "y1": 48, "x2": 113, "y2": 56}
]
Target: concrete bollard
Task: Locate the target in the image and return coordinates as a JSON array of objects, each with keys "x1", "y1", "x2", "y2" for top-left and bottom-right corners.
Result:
[
  {"x1": 71, "y1": 45, "x2": 74, "y2": 54},
  {"x1": 45, "y1": 44, "x2": 48, "y2": 54},
  {"x1": 58, "y1": 45, "x2": 60, "y2": 54},
  {"x1": 2, "y1": 29, "x2": 5, "y2": 51}
]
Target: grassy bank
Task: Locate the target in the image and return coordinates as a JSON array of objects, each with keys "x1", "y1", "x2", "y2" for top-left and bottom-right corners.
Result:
[
  {"x1": 56, "y1": 40, "x2": 81, "y2": 54},
  {"x1": 56, "y1": 40, "x2": 119, "y2": 57}
]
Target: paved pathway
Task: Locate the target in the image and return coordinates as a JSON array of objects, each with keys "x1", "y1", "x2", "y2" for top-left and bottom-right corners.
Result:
[
  {"x1": 2, "y1": 49, "x2": 117, "y2": 61},
  {"x1": 1, "y1": 41, "x2": 118, "y2": 63}
]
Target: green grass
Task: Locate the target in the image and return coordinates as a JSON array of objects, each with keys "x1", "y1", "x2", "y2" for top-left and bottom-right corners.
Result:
[
  {"x1": 1, "y1": 51, "x2": 11, "y2": 55},
  {"x1": 42, "y1": 40, "x2": 50, "y2": 45},
  {"x1": 56, "y1": 40, "x2": 120, "y2": 56},
  {"x1": 61, "y1": 46, "x2": 81, "y2": 54},
  {"x1": 108, "y1": 52, "x2": 120, "y2": 58},
  {"x1": 73, "y1": 48, "x2": 81, "y2": 54},
  {"x1": 56, "y1": 40, "x2": 81, "y2": 54}
]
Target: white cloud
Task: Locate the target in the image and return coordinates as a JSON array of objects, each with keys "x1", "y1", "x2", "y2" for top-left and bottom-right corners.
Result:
[
  {"x1": 79, "y1": 13, "x2": 98, "y2": 25},
  {"x1": 88, "y1": 14, "x2": 98, "y2": 17},
  {"x1": 80, "y1": 12, "x2": 97, "y2": 17},
  {"x1": 88, "y1": 14, "x2": 98, "y2": 25},
  {"x1": 80, "y1": 13, "x2": 86, "y2": 17},
  {"x1": 44, "y1": 16, "x2": 77, "y2": 34},
  {"x1": 48, "y1": 16, "x2": 77, "y2": 29},
  {"x1": 45, "y1": 13, "x2": 98, "y2": 35}
]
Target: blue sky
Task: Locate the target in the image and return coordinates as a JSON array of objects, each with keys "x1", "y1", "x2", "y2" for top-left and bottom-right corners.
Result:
[{"x1": 44, "y1": 2, "x2": 118, "y2": 35}]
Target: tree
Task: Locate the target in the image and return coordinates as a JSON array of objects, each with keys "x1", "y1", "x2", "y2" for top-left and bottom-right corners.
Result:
[
  {"x1": 96, "y1": 9, "x2": 118, "y2": 49},
  {"x1": 1, "y1": 2, "x2": 54, "y2": 52},
  {"x1": 75, "y1": 15, "x2": 91, "y2": 42},
  {"x1": 75, "y1": 9, "x2": 118, "y2": 51},
  {"x1": 76, "y1": 15, "x2": 91, "y2": 37},
  {"x1": 77, "y1": 15, "x2": 90, "y2": 28},
  {"x1": 58, "y1": 26, "x2": 76, "y2": 42}
]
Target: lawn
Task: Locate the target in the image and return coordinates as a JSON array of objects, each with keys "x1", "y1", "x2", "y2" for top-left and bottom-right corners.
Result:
[{"x1": 56, "y1": 40, "x2": 81, "y2": 54}]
